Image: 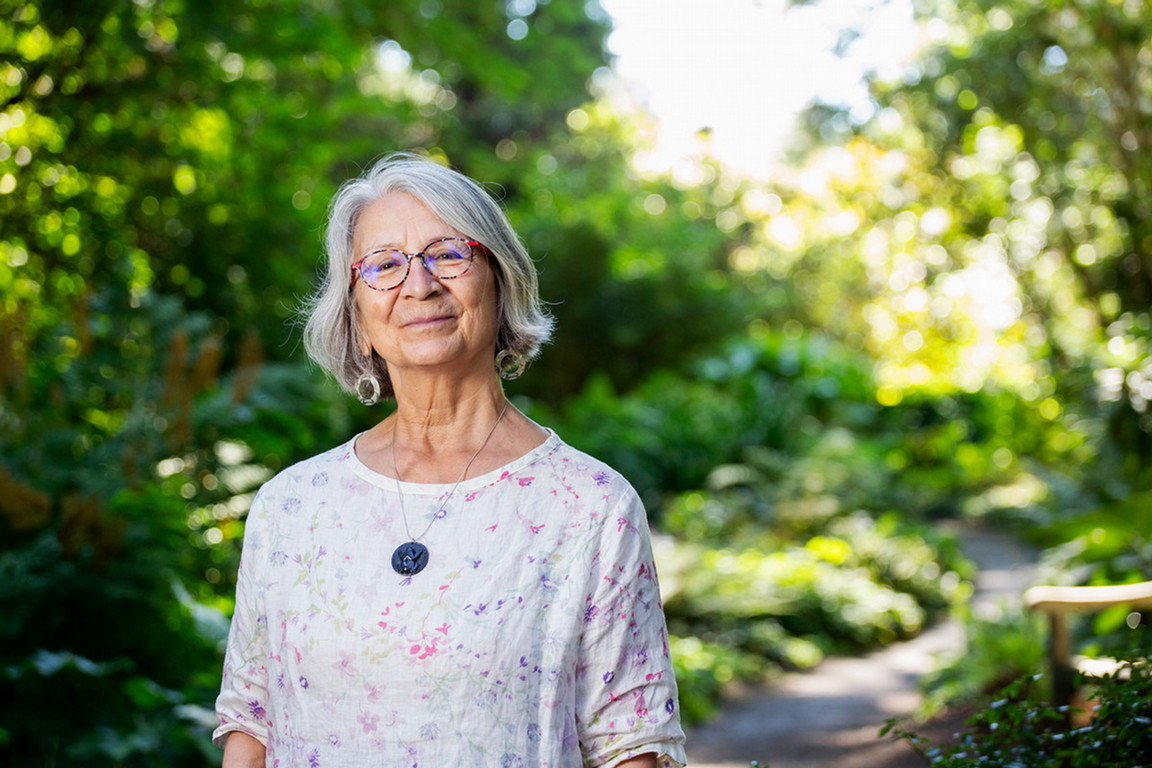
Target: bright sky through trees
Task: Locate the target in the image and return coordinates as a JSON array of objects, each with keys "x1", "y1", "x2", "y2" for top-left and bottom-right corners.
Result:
[{"x1": 601, "y1": 0, "x2": 920, "y2": 177}]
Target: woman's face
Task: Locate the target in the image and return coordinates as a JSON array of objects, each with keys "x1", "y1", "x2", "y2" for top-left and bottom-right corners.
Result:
[{"x1": 351, "y1": 192, "x2": 499, "y2": 383}]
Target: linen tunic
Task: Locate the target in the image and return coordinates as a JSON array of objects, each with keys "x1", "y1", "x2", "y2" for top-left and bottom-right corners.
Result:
[{"x1": 213, "y1": 430, "x2": 687, "y2": 767}]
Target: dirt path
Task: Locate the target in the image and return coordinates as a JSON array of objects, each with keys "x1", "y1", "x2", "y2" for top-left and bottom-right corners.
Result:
[{"x1": 683, "y1": 525, "x2": 1040, "y2": 768}]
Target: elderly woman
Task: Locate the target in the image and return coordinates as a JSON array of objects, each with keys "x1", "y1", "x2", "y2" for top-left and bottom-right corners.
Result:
[{"x1": 213, "y1": 154, "x2": 686, "y2": 767}]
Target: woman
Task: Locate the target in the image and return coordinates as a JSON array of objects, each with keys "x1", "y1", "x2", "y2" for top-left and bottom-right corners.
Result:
[{"x1": 214, "y1": 154, "x2": 686, "y2": 767}]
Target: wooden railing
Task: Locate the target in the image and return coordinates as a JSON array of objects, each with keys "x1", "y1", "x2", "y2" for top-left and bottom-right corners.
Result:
[{"x1": 1024, "y1": 580, "x2": 1152, "y2": 709}]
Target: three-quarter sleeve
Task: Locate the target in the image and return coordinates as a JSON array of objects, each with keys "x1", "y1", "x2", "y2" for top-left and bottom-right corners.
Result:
[
  {"x1": 575, "y1": 490, "x2": 687, "y2": 768},
  {"x1": 212, "y1": 491, "x2": 271, "y2": 749}
]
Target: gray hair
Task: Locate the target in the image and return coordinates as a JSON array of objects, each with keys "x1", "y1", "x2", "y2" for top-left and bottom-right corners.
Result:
[{"x1": 302, "y1": 153, "x2": 553, "y2": 399}]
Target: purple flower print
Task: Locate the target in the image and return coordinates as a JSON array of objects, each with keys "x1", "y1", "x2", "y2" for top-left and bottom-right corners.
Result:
[
  {"x1": 603, "y1": 671, "x2": 614, "y2": 684},
  {"x1": 500, "y1": 754, "x2": 523, "y2": 768},
  {"x1": 592, "y1": 471, "x2": 610, "y2": 487},
  {"x1": 307, "y1": 749, "x2": 320, "y2": 767},
  {"x1": 419, "y1": 722, "x2": 440, "y2": 740},
  {"x1": 299, "y1": 675, "x2": 309, "y2": 689},
  {"x1": 311, "y1": 472, "x2": 329, "y2": 487},
  {"x1": 474, "y1": 689, "x2": 498, "y2": 709},
  {"x1": 281, "y1": 498, "x2": 301, "y2": 515},
  {"x1": 527, "y1": 723, "x2": 542, "y2": 743},
  {"x1": 247, "y1": 699, "x2": 266, "y2": 719},
  {"x1": 665, "y1": 698, "x2": 676, "y2": 715},
  {"x1": 328, "y1": 734, "x2": 340, "y2": 746}
]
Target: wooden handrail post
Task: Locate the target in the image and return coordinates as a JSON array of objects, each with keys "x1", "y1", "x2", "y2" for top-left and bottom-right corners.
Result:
[{"x1": 1048, "y1": 612, "x2": 1075, "y2": 712}]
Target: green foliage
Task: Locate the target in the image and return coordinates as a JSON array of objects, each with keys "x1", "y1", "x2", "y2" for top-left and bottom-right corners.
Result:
[
  {"x1": 886, "y1": 659, "x2": 1152, "y2": 767},
  {"x1": 669, "y1": 634, "x2": 768, "y2": 726},
  {"x1": 919, "y1": 607, "x2": 1048, "y2": 716}
]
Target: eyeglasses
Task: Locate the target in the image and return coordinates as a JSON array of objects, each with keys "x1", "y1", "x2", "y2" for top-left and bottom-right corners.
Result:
[{"x1": 350, "y1": 237, "x2": 483, "y2": 291}]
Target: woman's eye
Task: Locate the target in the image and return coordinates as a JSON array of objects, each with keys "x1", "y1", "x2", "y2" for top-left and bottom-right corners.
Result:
[{"x1": 371, "y1": 255, "x2": 404, "y2": 271}]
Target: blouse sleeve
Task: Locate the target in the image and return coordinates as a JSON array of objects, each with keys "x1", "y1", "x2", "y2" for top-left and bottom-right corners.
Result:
[
  {"x1": 212, "y1": 490, "x2": 271, "y2": 749},
  {"x1": 575, "y1": 487, "x2": 687, "y2": 768}
]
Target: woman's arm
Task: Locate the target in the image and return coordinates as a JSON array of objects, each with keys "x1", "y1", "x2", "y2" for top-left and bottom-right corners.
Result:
[
  {"x1": 222, "y1": 731, "x2": 265, "y2": 768},
  {"x1": 616, "y1": 754, "x2": 658, "y2": 768}
]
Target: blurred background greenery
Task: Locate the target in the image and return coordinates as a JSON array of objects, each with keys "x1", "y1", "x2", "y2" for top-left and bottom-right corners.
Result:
[{"x1": 1, "y1": 0, "x2": 1149, "y2": 763}]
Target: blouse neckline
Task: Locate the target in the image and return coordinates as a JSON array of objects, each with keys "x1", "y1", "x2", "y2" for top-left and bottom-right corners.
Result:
[{"x1": 347, "y1": 428, "x2": 562, "y2": 496}]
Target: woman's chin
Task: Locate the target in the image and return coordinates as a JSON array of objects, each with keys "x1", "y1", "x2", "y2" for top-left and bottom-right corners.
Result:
[{"x1": 393, "y1": 345, "x2": 488, "y2": 376}]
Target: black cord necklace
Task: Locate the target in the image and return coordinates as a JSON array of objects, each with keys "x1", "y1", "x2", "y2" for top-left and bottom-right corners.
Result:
[{"x1": 390, "y1": 401, "x2": 509, "y2": 576}]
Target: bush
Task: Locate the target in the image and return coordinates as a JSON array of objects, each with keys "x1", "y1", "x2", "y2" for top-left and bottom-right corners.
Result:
[{"x1": 886, "y1": 657, "x2": 1152, "y2": 767}]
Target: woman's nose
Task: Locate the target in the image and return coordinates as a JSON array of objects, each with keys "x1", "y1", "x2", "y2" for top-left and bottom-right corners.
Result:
[{"x1": 400, "y1": 254, "x2": 441, "y2": 296}]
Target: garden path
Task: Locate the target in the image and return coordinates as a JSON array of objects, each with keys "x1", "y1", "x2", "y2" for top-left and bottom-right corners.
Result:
[{"x1": 682, "y1": 524, "x2": 1041, "y2": 768}]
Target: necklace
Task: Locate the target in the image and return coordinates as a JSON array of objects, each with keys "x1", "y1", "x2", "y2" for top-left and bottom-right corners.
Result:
[{"x1": 390, "y1": 401, "x2": 509, "y2": 576}]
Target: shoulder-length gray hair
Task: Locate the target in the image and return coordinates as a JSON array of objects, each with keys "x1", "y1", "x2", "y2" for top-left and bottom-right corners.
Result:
[{"x1": 302, "y1": 153, "x2": 553, "y2": 399}]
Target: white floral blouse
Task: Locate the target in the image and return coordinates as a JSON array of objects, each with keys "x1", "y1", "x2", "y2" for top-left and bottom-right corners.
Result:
[{"x1": 213, "y1": 430, "x2": 687, "y2": 767}]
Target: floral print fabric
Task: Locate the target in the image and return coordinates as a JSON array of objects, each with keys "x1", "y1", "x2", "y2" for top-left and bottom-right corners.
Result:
[{"x1": 214, "y1": 431, "x2": 686, "y2": 767}]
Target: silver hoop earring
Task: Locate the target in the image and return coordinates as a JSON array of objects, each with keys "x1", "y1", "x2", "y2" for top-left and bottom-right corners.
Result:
[
  {"x1": 355, "y1": 372, "x2": 381, "y2": 405},
  {"x1": 495, "y1": 350, "x2": 526, "y2": 381}
]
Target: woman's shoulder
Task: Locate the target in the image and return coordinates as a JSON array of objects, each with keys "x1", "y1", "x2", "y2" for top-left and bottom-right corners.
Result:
[
  {"x1": 535, "y1": 432, "x2": 642, "y2": 504},
  {"x1": 255, "y1": 436, "x2": 358, "y2": 496}
]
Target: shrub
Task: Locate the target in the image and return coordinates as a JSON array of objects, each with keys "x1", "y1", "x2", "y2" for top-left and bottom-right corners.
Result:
[{"x1": 885, "y1": 657, "x2": 1152, "y2": 767}]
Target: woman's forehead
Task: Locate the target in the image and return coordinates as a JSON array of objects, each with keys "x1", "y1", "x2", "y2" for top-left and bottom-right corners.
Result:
[{"x1": 352, "y1": 192, "x2": 461, "y2": 251}]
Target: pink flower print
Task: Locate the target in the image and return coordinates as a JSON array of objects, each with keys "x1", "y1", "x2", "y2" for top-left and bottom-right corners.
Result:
[
  {"x1": 333, "y1": 652, "x2": 356, "y2": 677},
  {"x1": 485, "y1": 523, "x2": 498, "y2": 532},
  {"x1": 359, "y1": 711, "x2": 379, "y2": 733},
  {"x1": 436, "y1": 623, "x2": 450, "y2": 635},
  {"x1": 517, "y1": 477, "x2": 534, "y2": 487}
]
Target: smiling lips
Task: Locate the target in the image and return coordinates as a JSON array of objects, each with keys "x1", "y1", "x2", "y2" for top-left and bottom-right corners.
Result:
[{"x1": 402, "y1": 313, "x2": 455, "y2": 328}]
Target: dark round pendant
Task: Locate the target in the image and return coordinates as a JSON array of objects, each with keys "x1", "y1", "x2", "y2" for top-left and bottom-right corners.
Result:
[{"x1": 391, "y1": 541, "x2": 429, "y2": 575}]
